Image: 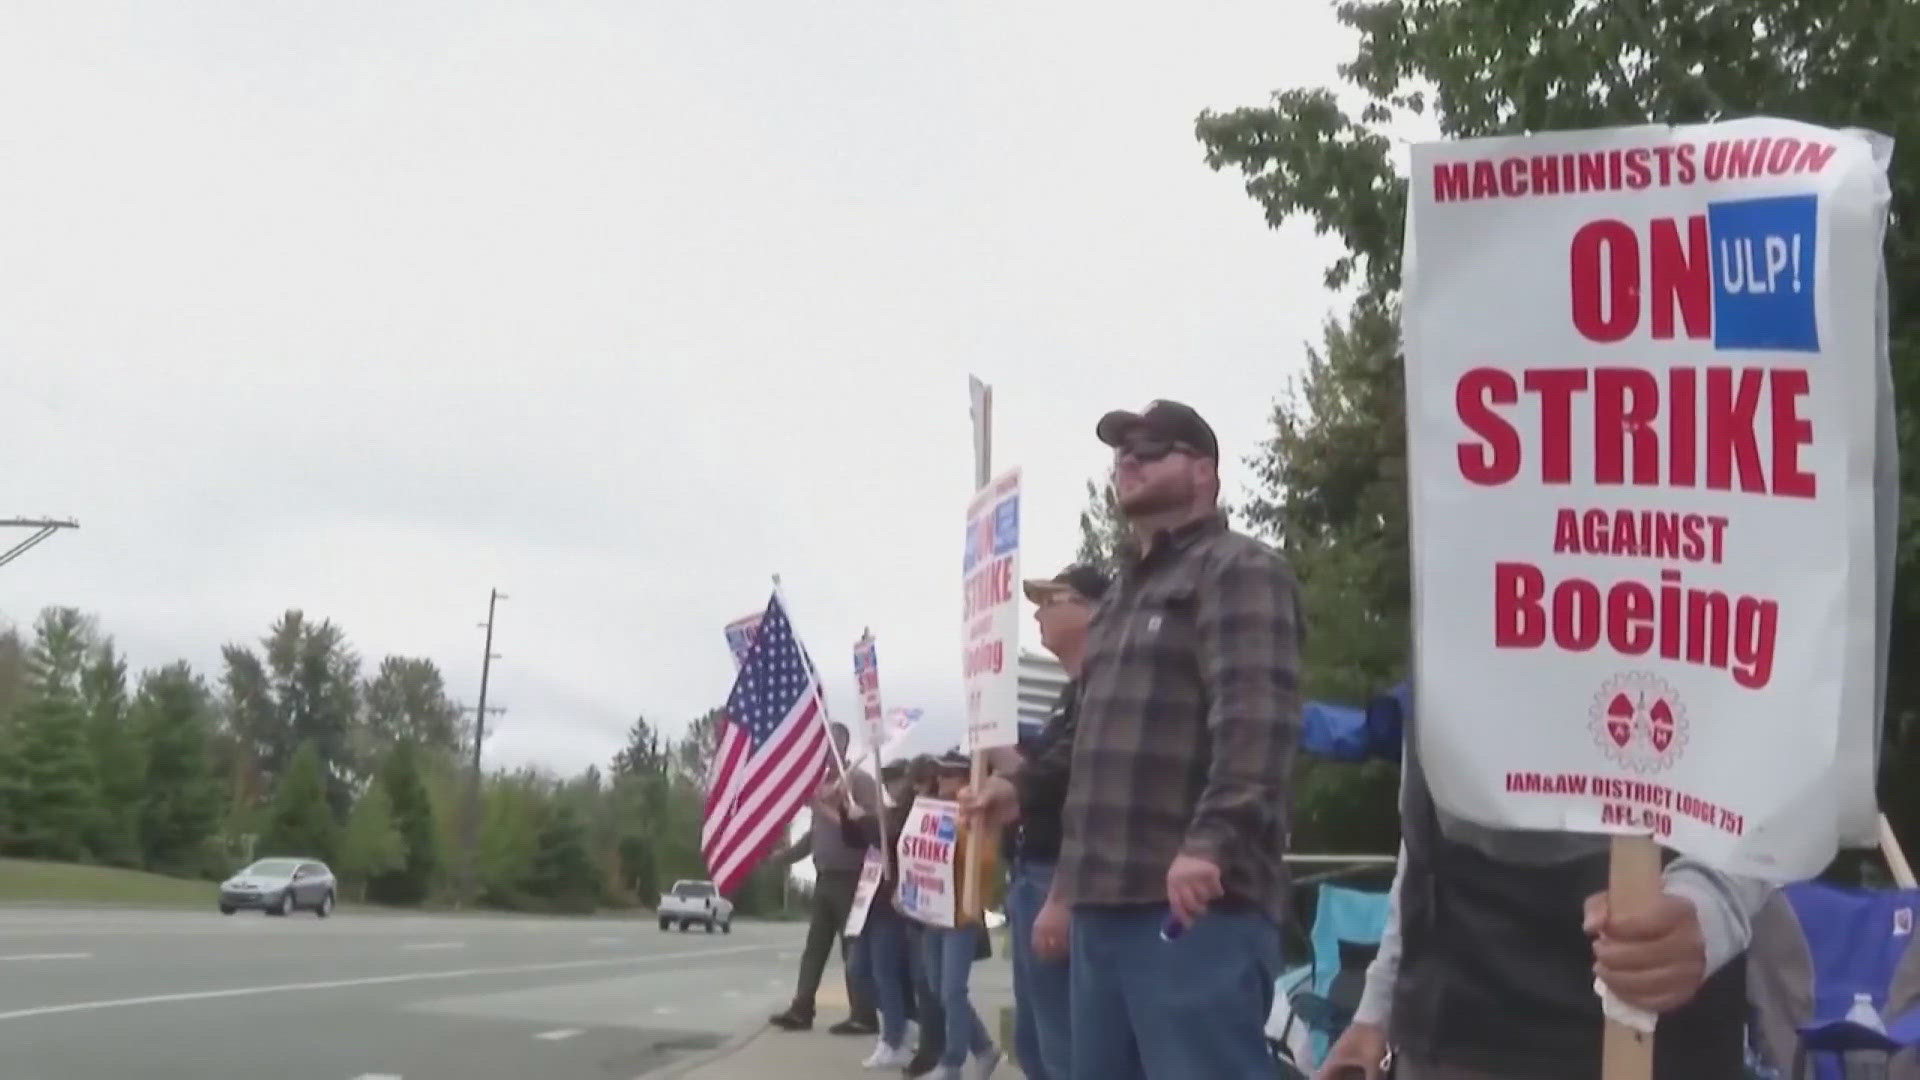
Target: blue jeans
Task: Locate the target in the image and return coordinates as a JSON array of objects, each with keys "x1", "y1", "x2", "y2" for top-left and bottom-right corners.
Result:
[
  {"x1": 1006, "y1": 861, "x2": 1071, "y2": 1080},
  {"x1": 862, "y1": 904, "x2": 912, "y2": 1047},
  {"x1": 1069, "y1": 903, "x2": 1280, "y2": 1080},
  {"x1": 922, "y1": 923, "x2": 995, "y2": 1069}
]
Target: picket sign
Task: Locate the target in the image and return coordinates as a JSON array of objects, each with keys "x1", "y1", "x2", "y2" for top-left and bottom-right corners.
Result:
[
  {"x1": 843, "y1": 849, "x2": 886, "y2": 938},
  {"x1": 1403, "y1": 118, "x2": 1894, "y2": 1080},
  {"x1": 960, "y1": 375, "x2": 1020, "y2": 924},
  {"x1": 895, "y1": 798, "x2": 960, "y2": 929}
]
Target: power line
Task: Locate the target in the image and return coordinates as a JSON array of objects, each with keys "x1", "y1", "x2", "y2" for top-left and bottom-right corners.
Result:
[{"x1": 0, "y1": 518, "x2": 78, "y2": 570}]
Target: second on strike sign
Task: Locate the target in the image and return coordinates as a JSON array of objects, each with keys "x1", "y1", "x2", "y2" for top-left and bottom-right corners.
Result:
[
  {"x1": 895, "y1": 797, "x2": 959, "y2": 929},
  {"x1": 963, "y1": 467, "x2": 1022, "y2": 753},
  {"x1": 1404, "y1": 117, "x2": 1892, "y2": 882}
]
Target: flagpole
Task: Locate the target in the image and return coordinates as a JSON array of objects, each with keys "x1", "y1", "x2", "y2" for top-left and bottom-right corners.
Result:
[{"x1": 772, "y1": 573, "x2": 857, "y2": 804}]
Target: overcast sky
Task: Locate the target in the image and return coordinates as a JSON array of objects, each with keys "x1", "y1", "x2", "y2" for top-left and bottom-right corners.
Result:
[{"x1": 0, "y1": 1, "x2": 1354, "y2": 776}]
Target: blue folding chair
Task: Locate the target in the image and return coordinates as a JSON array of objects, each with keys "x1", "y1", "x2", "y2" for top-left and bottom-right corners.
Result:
[
  {"x1": 1749, "y1": 881, "x2": 1920, "y2": 1079},
  {"x1": 1267, "y1": 883, "x2": 1392, "y2": 1074}
]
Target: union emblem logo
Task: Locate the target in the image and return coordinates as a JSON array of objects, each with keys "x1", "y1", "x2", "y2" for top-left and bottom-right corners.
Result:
[{"x1": 1588, "y1": 672, "x2": 1688, "y2": 774}]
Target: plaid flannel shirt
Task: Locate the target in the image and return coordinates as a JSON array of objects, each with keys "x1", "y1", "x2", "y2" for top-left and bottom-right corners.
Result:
[{"x1": 1055, "y1": 513, "x2": 1301, "y2": 923}]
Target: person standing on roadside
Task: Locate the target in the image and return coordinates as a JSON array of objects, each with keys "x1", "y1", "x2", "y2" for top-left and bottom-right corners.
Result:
[
  {"x1": 1314, "y1": 682, "x2": 1759, "y2": 1080},
  {"x1": 920, "y1": 752, "x2": 1002, "y2": 1080},
  {"x1": 962, "y1": 563, "x2": 1107, "y2": 1080},
  {"x1": 769, "y1": 723, "x2": 882, "y2": 1036},
  {"x1": 838, "y1": 761, "x2": 923, "y2": 1070},
  {"x1": 993, "y1": 399, "x2": 1300, "y2": 1079}
]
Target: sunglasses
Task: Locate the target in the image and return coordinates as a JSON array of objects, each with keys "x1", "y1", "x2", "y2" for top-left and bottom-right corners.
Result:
[{"x1": 1113, "y1": 435, "x2": 1195, "y2": 464}]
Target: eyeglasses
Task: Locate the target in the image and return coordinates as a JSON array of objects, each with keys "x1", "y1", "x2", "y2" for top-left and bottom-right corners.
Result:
[{"x1": 1114, "y1": 435, "x2": 1195, "y2": 464}]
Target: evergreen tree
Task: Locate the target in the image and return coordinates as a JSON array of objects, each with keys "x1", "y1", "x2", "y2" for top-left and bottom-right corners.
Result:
[
  {"x1": 82, "y1": 643, "x2": 144, "y2": 867},
  {"x1": 134, "y1": 664, "x2": 224, "y2": 874},
  {"x1": 1075, "y1": 478, "x2": 1129, "y2": 572},
  {"x1": 525, "y1": 801, "x2": 600, "y2": 913},
  {"x1": 338, "y1": 778, "x2": 406, "y2": 902},
  {"x1": 260, "y1": 742, "x2": 336, "y2": 861},
  {"x1": 366, "y1": 740, "x2": 437, "y2": 904},
  {"x1": 0, "y1": 696, "x2": 100, "y2": 860}
]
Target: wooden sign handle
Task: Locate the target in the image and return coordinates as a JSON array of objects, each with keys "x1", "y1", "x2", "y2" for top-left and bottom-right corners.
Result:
[
  {"x1": 1600, "y1": 833, "x2": 1661, "y2": 1080},
  {"x1": 960, "y1": 752, "x2": 988, "y2": 923}
]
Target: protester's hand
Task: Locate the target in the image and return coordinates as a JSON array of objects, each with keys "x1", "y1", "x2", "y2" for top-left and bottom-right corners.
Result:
[
  {"x1": 957, "y1": 776, "x2": 1020, "y2": 828},
  {"x1": 1033, "y1": 897, "x2": 1071, "y2": 961},
  {"x1": 1584, "y1": 890, "x2": 1708, "y2": 1012},
  {"x1": 1166, "y1": 853, "x2": 1224, "y2": 927},
  {"x1": 1315, "y1": 1021, "x2": 1388, "y2": 1080}
]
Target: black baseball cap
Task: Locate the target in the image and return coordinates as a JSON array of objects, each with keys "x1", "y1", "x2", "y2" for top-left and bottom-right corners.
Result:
[
  {"x1": 1096, "y1": 399, "x2": 1219, "y2": 461},
  {"x1": 1022, "y1": 563, "x2": 1111, "y2": 605}
]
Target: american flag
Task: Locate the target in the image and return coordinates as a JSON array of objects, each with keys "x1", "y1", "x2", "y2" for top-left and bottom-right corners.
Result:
[{"x1": 701, "y1": 594, "x2": 831, "y2": 895}]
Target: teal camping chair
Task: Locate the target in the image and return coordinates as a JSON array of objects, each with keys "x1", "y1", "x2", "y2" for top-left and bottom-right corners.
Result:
[{"x1": 1270, "y1": 884, "x2": 1392, "y2": 1074}]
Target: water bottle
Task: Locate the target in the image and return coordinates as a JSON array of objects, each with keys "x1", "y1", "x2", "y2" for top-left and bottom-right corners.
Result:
[{"x1": 1847, "y1": 991, "x2": 1887, "y2": 1035}]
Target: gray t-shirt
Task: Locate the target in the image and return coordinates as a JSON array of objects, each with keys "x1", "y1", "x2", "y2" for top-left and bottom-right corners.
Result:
[{"x1": 811, "y1": 769, "x2": 878, "y2": 874}]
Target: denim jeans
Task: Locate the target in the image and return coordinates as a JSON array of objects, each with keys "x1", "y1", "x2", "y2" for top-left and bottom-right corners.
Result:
[
  {"x1": 862, "y1": 904, "x2": 913, "y2": 1047},
  {"x1": 922, "y1": 923, "x2": 995, "y2": 1069},
  {"x1": 906, "y1": 923, "x2": 946, "y2": 1059},
  {"x1": 1068, "y1": 902, "x2": 1280, "y2": 1080},
  {"x1": 1006, "y1": 860, "x2": 1071, "y2": 1080}
]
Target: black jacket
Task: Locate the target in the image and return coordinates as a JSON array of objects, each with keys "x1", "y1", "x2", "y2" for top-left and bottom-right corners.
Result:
[
  {"x1": 1004, "y1": 681, "x2": 1075, "y2": 864},
  {"x1": 841, "y1": 798, "x2": 913, "y2": 911},
  {"x1": 1390, "y1": 694, "x2": 1748, "y2": 1080}
]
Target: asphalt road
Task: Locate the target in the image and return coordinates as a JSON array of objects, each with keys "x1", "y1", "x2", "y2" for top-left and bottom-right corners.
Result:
[{"x1": 0, "y1": 904, "x2": 797, "y2": 1080}]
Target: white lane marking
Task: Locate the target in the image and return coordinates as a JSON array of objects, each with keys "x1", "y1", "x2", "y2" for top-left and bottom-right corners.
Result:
[
  {"x1": 534, "y1": 1028, "x2": 584, "y2": 1041},
  {"x1": 653, "y1": 1005, "x2": 679, "y2": 1016},
  {"x1": 0, "y1": 953, "x2": 91, "y2": 962},
  {"x1": 400, "y1": 942, "x2": 466, "y2": 951},
  {"x1": 351, "y1": 1074, "x2": 402, "y2": 1079},
  {"x1": 0, "y1": 943, "x2": 775, "y2": 1024},
  {"x1": 722, "y1": 990, "x2": 741, "y2": 999}
]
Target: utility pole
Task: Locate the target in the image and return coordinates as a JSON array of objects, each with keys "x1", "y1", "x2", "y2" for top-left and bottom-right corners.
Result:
[
  {"x1": 0, "y1": 518, "x2": 78, "y2": 570},
  {"x1": 461, "y1": 588, "x2": 506, "y2": 908}
]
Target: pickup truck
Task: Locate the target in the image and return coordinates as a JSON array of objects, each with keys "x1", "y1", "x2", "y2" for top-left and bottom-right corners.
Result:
[{"x1": 658, "y1": 879, "x2": 733, "y2": 933}]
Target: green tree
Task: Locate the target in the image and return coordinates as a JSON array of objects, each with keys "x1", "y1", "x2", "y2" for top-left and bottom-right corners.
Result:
[
  {"x1": 1075, "y1": 479, "x2": 1129, "y2": 572},
  {"x1": 223, "y1": 611, "x2": 362, "y2": 817},
  {"x1": 82, "y1": 643, "x2": 144, "y2": 867},
  {"x1": 260, "y1": 742, "x2": 336, "y2": 861},
  {"x1": 133, "y1": 663, "x2": 224, "y2": 874},
  {"x1": 477, "y1": 769, "x2": 548, "y2": 905},
  {"x1": 338, "y1": 778, "x2": 407, "y2": 902},
  {"x1": 524, "y1": 801, "x2": 601, "y2": 913},
  {"x1": 0, "y1": 626, "x2": 28, "y2": 722},
  {"x1": 360, "y1": 657, "x2": 466, "y2": 761},
  {"x1": 367, "y1": 740, "x2": 438, "y2": 905},
  {"x1": 25, "y1": 607, "x2": 98, "y2": 700},
  {"x1": 1195, "y1": 0, "x2": 1919, "y2": 853},
  {"x1": 0, "y1": 695, "x2": 100, "y2": 860}
]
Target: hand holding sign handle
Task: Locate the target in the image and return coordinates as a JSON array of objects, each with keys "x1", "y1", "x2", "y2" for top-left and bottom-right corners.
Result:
[{"x1": 1600, "y1": 834, "x2": 1661, "y2": 1080}]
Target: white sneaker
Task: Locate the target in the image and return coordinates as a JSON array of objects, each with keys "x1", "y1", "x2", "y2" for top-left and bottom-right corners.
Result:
[
  {"x1": 862, "y1": 1042, "x2": 912, "y2": 1069},
  {"x1": 972, "y1": 1046, "x2": 1002, "y2": 1080}
]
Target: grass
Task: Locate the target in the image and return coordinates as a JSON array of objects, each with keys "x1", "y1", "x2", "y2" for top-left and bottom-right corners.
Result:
[{"x1": 0, "y1": 858, "x2": 216, "y2": 908}]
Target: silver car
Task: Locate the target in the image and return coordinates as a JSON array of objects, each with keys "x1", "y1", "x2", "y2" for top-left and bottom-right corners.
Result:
[{"x1": 218, "y1": 858, "x2": 337, "y2": 918}]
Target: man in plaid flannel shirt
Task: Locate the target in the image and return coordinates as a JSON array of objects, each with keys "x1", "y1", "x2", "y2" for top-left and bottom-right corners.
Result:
[{"x1": 973, "y1": 399, "x2": 1301, "y2": 1079}]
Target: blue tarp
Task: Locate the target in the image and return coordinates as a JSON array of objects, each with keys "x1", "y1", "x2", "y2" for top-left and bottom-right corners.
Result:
[
  {"x1": 1302, "y1": 682, "x2": 1408, "y2": 764},
  {"x1": 1025, "y1": 682, "x2": 1408, "y2": 763}
]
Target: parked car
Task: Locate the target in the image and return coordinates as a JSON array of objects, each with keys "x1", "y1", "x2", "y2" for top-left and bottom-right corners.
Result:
[
  {"x1": 658, "y1": 879, "x2": 732, "y2": 933},
  {"x1": 218, "y1": 858, "x2": 337, "y2": 918}
]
